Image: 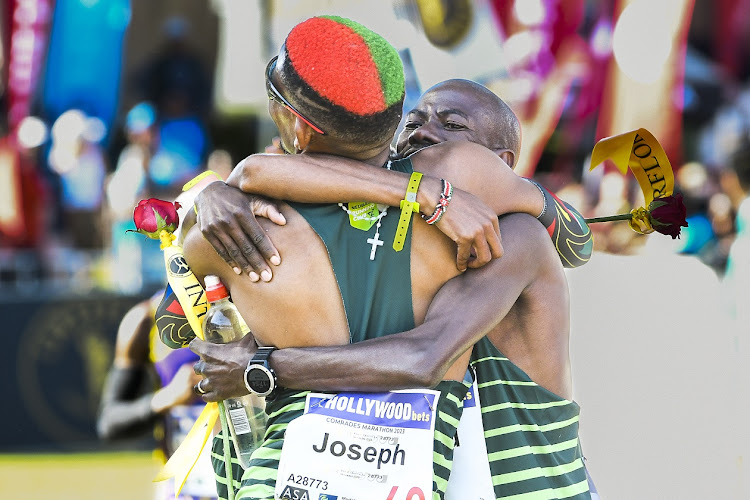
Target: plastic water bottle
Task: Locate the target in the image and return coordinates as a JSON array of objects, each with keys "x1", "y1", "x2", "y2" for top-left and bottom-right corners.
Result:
[{"x1": 203, "y1": 275, "x2": 267, "y2": 469}]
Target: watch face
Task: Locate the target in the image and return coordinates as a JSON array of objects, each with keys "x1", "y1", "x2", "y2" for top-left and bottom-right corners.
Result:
[{"x1": 246, "y1": 366, "x2": 274, "y2": 395}]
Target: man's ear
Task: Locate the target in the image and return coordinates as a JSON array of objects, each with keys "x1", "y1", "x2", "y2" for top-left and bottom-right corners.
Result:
[
  {"x1": 293, "y1": 119, "x2": 314, "y2": 153},
  {"x1": 493, "y1": 148, "x2": 516, "y2": 169}
]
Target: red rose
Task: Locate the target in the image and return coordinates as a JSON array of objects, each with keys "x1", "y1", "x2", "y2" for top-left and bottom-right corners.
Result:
[
  {"x1": 131, "y1": 198, "x2": 182, "y2": 239},
  {"x1": 648, "y1": 194, "x2": 688, "y2": 239}
]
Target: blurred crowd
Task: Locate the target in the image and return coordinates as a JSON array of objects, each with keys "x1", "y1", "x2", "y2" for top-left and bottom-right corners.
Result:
[
  {"x1": 0, "y1": 1, "x2": 748, "y2": 304},
  {"x1": 0, "y1": 11, "x2": 231, "y2": 295}
]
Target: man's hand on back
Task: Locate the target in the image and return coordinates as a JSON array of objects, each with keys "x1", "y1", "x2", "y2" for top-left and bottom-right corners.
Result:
[{"x1": 194, "y1": 182, "x2": 286, "y2": 281}]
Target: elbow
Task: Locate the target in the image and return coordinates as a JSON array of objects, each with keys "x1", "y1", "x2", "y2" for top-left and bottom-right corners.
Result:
[
  {"x1": 96, "y1": 416, "x2": 116, "y2": 441},
  {"x1": 234, "y1": 157, "x2": 260, "y2": 193},
  {"x1": 399, "y1": 345, "x2": 447, "y2": 389},
  {"x1": 415, "y1": 367, "x2": 445, "y2": 389}
]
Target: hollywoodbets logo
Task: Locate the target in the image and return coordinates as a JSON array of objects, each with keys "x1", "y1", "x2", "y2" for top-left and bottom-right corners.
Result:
[
  {"x1": 279, "y1": 485, "x2": 309, "y2": 499},
  {"x1": 319, "y1": 494, "x2": 338, "y2": 500}
]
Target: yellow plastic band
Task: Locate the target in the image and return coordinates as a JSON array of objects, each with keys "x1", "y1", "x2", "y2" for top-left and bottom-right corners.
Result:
[
  {"x1": 393, "y1": 171, "x2": 423, "y2": 251},
  {"x1": 182, "y1": 170, "x2": 223, "y2": 192}
]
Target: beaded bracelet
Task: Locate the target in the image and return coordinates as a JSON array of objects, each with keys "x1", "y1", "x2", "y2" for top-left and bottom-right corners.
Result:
[{"x1": 422, "y1": 179, "x2": 453, "y2": 225}]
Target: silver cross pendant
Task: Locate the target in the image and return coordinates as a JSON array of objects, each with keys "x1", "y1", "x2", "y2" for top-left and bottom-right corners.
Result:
[{"x1": 367, "y1": 230, "x2": 384, "y2": 260}]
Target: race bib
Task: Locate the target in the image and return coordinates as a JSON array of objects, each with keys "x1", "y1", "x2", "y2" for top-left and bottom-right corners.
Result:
[
  {"x1": 276, "y1": 390, "x2": 439, "y2": 500},
  {"x1": 445, "y1": 381, "x2": 494, "y2": 499}
]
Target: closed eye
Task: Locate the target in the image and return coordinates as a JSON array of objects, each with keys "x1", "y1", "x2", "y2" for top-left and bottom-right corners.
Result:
[{"x1": 444, "y1": 122, "x2": 467, "y2": 130}]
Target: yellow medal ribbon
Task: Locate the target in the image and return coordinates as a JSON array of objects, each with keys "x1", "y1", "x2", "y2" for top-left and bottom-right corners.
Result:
[
  {"x1": 153, "y1": 402, "x2": 220, "y2": 492},
  {"x1": 589, "y1": 128, "x2": 675, "y2": 235},
  {"x1": 155, "y1": 230, "x2": 221, "y2": 498}
]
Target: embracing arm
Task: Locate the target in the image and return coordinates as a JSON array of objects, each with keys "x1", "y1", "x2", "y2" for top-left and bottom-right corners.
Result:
[
  {"x1": 196, "y1": 142, "x2": 591, "y2": 277},
  {"x1": 272, "y1": 213, "x2": 542, "y2": 390},
  {"x1": 189, "y1": 214, "x2": 543, "y2": 399},
  {"x1": 197, "y1": 150, "x2": 501, "y2": 274}
]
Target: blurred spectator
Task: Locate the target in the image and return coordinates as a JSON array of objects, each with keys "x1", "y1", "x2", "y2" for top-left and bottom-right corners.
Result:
[
  {"x1": 206, "y1": 149, "x2": 234, "y2": 180},
  {"x1": 134, "y1": 16, "x2": 213, "y2": 121},
  {"x1": 105, "y1": 102, "x2": 163, "y2": 293},
  {"x1": 97, "y1": 290, "x2": 218, "y2": 500},
  {"x1": 724, "y1": 142, "x2": 750, "y2": 327},
  {"x1": 672, "y1": 161, "x2": 724, "y2": 269},
  {"x1": 130, "y1": 16, "x2": 213, "y2": 196},
  {"x1": 48, "y1": 109, "x2": 108, "y2": 249}
]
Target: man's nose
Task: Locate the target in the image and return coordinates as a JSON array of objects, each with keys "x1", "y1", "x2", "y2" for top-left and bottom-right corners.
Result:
[{"x1": 409, "y1": 123, "x2": 441, "y2": 146}]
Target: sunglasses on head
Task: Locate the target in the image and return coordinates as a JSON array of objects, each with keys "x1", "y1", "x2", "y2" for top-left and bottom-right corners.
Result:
[{"x1": 265, "y1": 56, "x2": 326, "y2": 135}]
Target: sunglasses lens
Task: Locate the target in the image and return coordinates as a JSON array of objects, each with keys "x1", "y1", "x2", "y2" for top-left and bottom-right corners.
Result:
[{"x1": 264, "y1": 56, "x2": 324, "y2": 135}]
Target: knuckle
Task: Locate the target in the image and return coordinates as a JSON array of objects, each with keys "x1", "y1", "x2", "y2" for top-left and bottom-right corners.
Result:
[
  {"x1": 241, "y1": 244, "x2": 258, "y2": 255},
  {"x1": 251, "y1": 232, "x2": 266, "y2": 245}
]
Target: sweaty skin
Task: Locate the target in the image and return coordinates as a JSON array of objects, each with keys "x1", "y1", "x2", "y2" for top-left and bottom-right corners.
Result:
[
  {"x1": 185, "y1": 139, "x2": 524, "y2": 383},
  {"x1": 188, "y1": 80, "x2": 583, "y2": 400},
  {"x1": 193, "y1": 80, "x2": 589, "y2": 280}
]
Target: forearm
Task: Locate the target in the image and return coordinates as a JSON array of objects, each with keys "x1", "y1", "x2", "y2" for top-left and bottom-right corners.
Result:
[
  {"x1": 96, "y1": 367, "x2": 158, "y2": 440},
  {"x1": 489, "y1": 166, "x2": 594, "y2": 268},
  {"x1": 227, "y1": 153, "x2": 443, "y2": 213},
  {"x1": 271, "y1": 259, "x2": 509, "y2": 392},
  {"x1": 271, "y1": 335, "x2": 440, "y2": 392}
]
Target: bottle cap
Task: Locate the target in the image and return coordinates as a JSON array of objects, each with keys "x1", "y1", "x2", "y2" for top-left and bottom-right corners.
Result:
[{"x1": 204, "y1": 275, "x2": 229, "y2": 302}]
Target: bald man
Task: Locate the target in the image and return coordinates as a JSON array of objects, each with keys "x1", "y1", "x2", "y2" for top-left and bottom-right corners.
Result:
[{"x1": 185, "y1": 76, "x2": 593, "y2": 499}]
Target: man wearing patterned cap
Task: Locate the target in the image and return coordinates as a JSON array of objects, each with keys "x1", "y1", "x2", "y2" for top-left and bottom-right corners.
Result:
[{"x1": 182, "y1": 15, "x2": 592, "y2": 500}]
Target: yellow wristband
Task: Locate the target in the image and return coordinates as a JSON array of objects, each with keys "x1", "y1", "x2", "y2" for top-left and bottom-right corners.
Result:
[
  {"x1": 182, "y1": 170, "x2": 223, "y2": 192},
  {"x1": 393, "y1": 171, "x2": 423, "y2": 251}
]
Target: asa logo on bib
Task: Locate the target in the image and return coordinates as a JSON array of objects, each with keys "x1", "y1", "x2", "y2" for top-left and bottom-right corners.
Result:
[{"x1": 279, "y1": 485, "x2": 309, "y2": 499}]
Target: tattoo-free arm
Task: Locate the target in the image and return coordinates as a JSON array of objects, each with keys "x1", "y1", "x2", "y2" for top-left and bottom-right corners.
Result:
[
  {"x1": 97, "y1": 301, "x2": 157, "y2": 440},
  {"x1": 272, "y1": 214, "x2": 540, "y2": 391},
  {"x1": 189, "y1": 214, "x2": 543, "y2": 398}
]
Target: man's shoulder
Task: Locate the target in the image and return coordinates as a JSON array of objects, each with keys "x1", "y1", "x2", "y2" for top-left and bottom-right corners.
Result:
[
  {"x1": 499, "y1": 213, "x2": 560, "y2": 258},
  {"x1": 499, "y1": 212, "x2": 551, "y2": 237}
]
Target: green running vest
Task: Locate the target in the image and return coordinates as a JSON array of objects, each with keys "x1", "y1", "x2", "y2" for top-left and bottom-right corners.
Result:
[
  {"x1": 471, "y1": 336, "x2": 591, "y2": 498},
  {"x1": 212, "y1": 158, "x2": 465, "y2": 500}
]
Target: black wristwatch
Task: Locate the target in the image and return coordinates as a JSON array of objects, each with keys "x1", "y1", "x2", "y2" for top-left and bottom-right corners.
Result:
[{"x1": 244, "y1": 347, "x2": 277, "y2": 397}]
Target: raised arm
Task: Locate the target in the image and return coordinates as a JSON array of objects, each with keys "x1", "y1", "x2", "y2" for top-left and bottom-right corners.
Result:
[
  {"x1": 196, "y1": 147, "x2": 503, "y2": 275},
  {"x1": 189, "y1": 213, "x2": 550, "y2": 399},
  {"x1": 195, "y1": 141, "x2": 591, "y2": 278}
]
